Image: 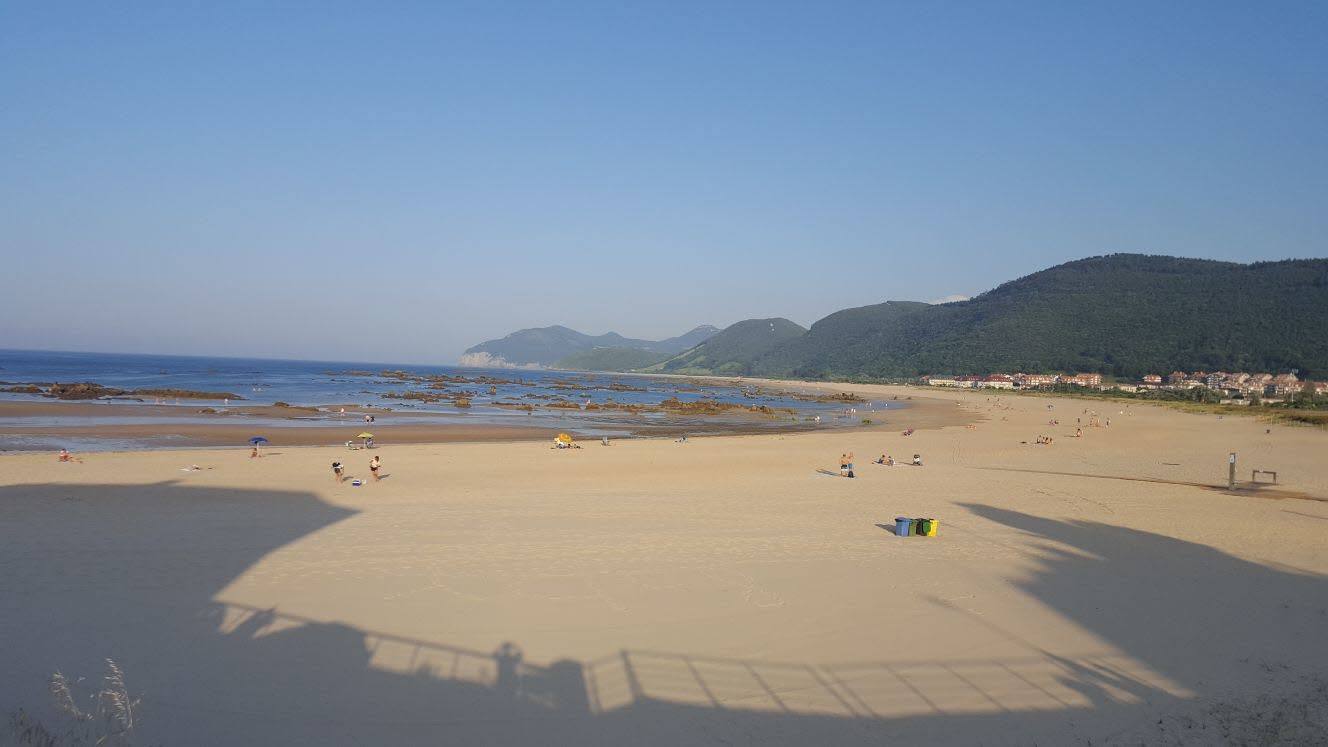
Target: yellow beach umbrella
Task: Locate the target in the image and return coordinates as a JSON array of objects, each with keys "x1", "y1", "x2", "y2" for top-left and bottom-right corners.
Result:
[
  {"x1": 556, "y1": 432, "x2": 573, "y2": 444},
  {"x1": 357, "y1": 432, "x2": 374, "y2": 439}
]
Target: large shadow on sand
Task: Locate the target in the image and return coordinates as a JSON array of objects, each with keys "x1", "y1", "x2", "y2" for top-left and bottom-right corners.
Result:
[
  {"x1": 956, "y1": 505, "x2": 1328, "y2": 696},
  {"x1": 3, "y1": 482, "x2": 1326, "y2": 745}
]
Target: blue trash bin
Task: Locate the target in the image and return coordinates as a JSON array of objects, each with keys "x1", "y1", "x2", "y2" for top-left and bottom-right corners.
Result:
[{"x1": 895, "y1": 516, "x2": 914, "y2": 536}]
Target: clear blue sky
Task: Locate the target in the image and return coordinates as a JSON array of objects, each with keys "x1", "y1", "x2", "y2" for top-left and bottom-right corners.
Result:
[{"x1": 3, "y1": 1, "x2": 1325, "y2": 364}]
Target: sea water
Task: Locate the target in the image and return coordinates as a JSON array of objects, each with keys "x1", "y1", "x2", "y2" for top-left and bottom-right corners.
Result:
[{"x1": 0, "y1": 349, "x2": 895, "y2": 450}]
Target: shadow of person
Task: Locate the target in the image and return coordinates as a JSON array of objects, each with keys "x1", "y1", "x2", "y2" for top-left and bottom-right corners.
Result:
[{"x1": 495, "y1": 641, "x2": 525, "y2": 699}]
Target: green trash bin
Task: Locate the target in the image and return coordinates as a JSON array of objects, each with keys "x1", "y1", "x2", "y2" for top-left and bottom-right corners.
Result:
[{"x1": 917, "y1": 518, "x2": 937, "y2": 537}]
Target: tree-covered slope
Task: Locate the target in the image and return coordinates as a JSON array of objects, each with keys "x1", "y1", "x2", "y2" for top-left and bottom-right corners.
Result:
[
  {"x1": 752, "y1": 255, "x2": 1328, "y2": 379},
  {"x1": 645, "y1": 318, "x2": 808, "y2": 375},
  {"x1": 657, "y1": 325, "x2": 724, "y2": 352},
  {"x1": 464, "y1": 324, "x2": 718, "y2": 367}
]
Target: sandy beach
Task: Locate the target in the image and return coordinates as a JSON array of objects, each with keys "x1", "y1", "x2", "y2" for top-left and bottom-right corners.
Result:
[{"x1": 2, "y1": 385, "x2": 1326, "y2": 744}]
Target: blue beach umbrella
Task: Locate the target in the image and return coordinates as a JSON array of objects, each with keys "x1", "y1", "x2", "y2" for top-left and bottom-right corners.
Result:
[{"x1": 249, "y1": 436, "x2": 268, "y2": 445}]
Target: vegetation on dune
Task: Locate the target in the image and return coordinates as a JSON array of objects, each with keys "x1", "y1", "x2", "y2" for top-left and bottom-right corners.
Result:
[{"x1": 8, "y1": 659, "x2": 140, "y2": 746}]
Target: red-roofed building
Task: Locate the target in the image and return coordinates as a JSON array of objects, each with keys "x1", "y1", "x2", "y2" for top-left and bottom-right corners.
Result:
[{"x1": 1068, "y1": 373, "x2": 1103, "y2": 387}]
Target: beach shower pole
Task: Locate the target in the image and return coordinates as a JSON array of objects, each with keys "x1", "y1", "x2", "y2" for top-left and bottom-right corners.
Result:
[{"x1": 1228, "y1": 452, "x2": 1237, "y2": 490}]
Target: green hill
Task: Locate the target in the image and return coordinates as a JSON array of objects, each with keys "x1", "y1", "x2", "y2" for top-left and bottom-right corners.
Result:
[
  {"x1": 463, "y1": 324, "x2": 718, "y2": 367},
  {"x1": 645, "y1": 318, "x2": 808, "y2": 375},
  {"x1": 751, "y1": 255, "x2": 1328, "y2": 379},
  {"x1": 553, "y1": 347, "x2": 670, "y2": 372}
]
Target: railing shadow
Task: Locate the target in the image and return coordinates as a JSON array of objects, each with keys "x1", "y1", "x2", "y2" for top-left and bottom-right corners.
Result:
[
  {"x1": 5, "y1": 481, "x2": 1326, "y2": 744},
  {"x1": 205, "y1": 598, "x2": 1189, "y2": 737}
]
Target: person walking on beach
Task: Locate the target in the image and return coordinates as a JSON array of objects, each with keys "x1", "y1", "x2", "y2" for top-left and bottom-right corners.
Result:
[
  {"x1": 369, "y1": 455, "x2": 381, "y2": 481},
  {"x1": 332, "y1": 461, "x2": 345, "y2": 483}
]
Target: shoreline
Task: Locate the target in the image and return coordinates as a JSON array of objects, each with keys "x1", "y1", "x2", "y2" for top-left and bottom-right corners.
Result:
[{"x1": 0, "y1": 387, "x2": 973, "y2": 452}]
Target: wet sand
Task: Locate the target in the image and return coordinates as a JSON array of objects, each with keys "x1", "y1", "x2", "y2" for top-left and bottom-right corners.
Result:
[
  {"x1": 0, "y1": 393, "x2": 970, "y2": 450},
  {"x1": 0, "y1": 421, "x2": 563, "y2": 448}
]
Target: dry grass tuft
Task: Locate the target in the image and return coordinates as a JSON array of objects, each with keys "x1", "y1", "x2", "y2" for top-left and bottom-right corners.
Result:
[{"x1": 7, "y1": 660, "x2": 141, "y2": 746}]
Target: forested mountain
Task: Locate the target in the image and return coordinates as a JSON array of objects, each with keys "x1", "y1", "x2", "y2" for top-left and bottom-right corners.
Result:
[
  {"x1": 750, "y1": 255, "x2": 1328, "y2": 379},
  {"x1": 465, "y1": 256, "x2": 1328, "y2": 379},
  {"x1": 643, "y1": 318, "x2": 808, "y2": 376},
  {"x1": 462, "y1": 325, "x2": 718, "y2": 367}
]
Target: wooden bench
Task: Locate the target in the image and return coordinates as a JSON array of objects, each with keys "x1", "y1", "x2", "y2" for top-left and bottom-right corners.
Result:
[{"x1": 1251, "y1": 469, "x2": 1278, "y2": 484}]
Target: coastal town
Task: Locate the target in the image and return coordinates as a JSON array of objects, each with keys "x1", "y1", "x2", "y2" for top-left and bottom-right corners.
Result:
[{"x1": 925, "y1": 370, "x2": 1328, "y2": 403}]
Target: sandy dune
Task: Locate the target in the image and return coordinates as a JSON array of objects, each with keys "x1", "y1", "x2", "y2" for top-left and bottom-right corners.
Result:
[{"x1": 2, "y1": 386, "x2": 1326, "y2": 744}]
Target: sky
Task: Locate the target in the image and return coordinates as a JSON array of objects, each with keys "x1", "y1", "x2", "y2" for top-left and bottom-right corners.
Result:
[{"x1": 2, "y1": 1, "x2": 1326, "y2": 365}]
